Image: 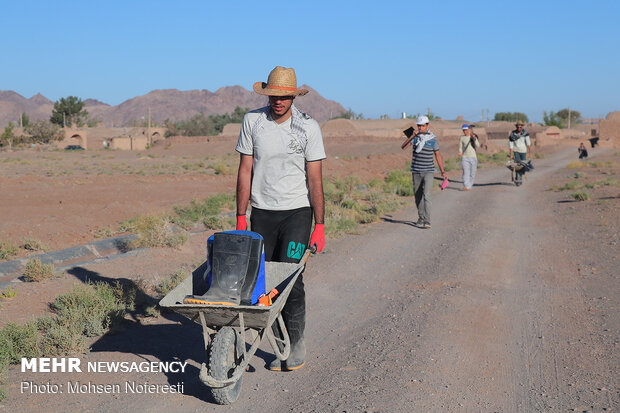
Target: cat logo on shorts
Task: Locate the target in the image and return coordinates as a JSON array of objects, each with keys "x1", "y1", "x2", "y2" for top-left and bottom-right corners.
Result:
[{"x1": 287, "y1": 242, "x2": 305, "y2": 260}]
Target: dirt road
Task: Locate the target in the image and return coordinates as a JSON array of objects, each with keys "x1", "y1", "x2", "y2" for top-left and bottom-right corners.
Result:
[{"x1": 3, "y1": 148, "x2": 618, "y2": 412}]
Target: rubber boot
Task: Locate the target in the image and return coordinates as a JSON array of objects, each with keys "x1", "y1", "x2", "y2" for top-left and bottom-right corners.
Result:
[{"x1": 269, "y1": 338, "x2": 305, "y2": 371}]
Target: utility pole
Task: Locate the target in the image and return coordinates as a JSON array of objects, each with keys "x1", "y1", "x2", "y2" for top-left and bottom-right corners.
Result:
[
  {"x1": 568, "y1": 107, "x2": 571, "y2": 129},
  {"x1": 481, "y1": 109, "x2": 484, "y2": 122},
  {"x1": 486, "y1": 108, "x2": 490, "y2": 126},
  {"x1": 63, "y1": 112, "x2": 66, "y2": 128},
  {"x1": 148, "y1": 107, "x2": 152, "y2": 147}
]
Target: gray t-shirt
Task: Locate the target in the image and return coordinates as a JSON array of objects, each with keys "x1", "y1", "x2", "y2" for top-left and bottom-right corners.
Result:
[{"x1": 235, "y1": 106, "x2": 326, "y2": 210}]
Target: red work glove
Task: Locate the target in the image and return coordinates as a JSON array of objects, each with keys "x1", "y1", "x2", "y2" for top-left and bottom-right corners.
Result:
[
  {"x1": 236, "y1": 214, "x2": 247, "y2": 231},
  {"x1": 310, "y1": 223, "x2": 325, "y2": 253}
]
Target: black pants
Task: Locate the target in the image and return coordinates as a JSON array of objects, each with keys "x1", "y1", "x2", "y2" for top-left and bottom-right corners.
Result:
[{"x1": 250, "y1": 207, "x2": 313, "y2": 345}]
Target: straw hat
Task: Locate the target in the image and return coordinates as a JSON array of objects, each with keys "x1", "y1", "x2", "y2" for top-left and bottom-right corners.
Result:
[
  {"x1": 515, "y1": 120, "x2": 525, "y2": 126},
  {"x1": 253, "y1": 66, "x2": 309, "y2": 96}
]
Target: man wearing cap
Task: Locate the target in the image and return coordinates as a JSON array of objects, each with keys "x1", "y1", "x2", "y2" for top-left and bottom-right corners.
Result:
[
  {"x1": 458, "y1": 124, "x2": 480, "y2": 191},
  {"x1": 508, "y1": 121, "x2": 532, "y2": 186},
  {"x1": 235, "y1": 66, "x2": 326, "y2": 371},
  {"x1": 401, "y1": 115, "x2": 447, "y2": 229}
]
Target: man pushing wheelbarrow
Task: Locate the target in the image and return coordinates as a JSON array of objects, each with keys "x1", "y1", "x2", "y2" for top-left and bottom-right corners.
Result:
[
  {"x1": 234, "y1": 66, "x2": 327, "y2": 371},
  {"x1": 160, "y1": 66, "x2": 326, "y2": 404},
  {"x1": 507, "y1": 120, "x2": 534, "y2": 186}
]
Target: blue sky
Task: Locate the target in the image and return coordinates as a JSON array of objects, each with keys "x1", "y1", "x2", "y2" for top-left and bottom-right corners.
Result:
[{"x1": 1, "y1": 0, "x2": 618, "y2": 122}]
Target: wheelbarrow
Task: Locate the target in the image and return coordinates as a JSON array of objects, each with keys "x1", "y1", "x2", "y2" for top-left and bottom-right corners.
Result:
[
  {"x1": 159, "y1": 247, "x2": 314, "y2": 404},
  {"x1": 506, "y1": 159, "x2": 534, "y2": 185}
]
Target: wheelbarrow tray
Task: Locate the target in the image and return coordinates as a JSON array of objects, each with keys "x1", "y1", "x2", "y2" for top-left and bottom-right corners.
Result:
[
  {"x1": 505, "y1": 161, "x2": 525, "y2": 171},
  {"x1": 159, "y1": 261, "x2": 303, "y2": 329}
]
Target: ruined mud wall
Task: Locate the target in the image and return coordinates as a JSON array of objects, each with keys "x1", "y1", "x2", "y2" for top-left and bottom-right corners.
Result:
[{"x1": 599, "y1": 112, "x2": 620, "y2": 148}]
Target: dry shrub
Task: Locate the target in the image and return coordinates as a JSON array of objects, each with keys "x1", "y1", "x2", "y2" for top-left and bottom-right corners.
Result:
[
  {"x1": 0, "y1": 241, "x2": 18, "y2": 261},
  {"x1": 571, "y1": 191, "x2": 590, "y2": 201},
  {"x1": 93, "y1": 226, "x2": 115, "y2": 239},
  {"x1": 122, "y1": 214, "x2": 188, "y2": 250},
  {"x1": 20, "y1": 238, "x2": 48, "y2": 252},
  {"x1": 566, "y1": 161, "x2": 587, "y2": 169},
  {"x1": 157, "y1": 269, "x2": 189, "y2": 296},
  {"x1": 23, "y1": 259, "x2": 54, "y2": 282}
]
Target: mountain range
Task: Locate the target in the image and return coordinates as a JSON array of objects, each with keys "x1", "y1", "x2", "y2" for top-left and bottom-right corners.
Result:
[{"x1": 0, "y1": 86, "x2": 346, "y2": 128}]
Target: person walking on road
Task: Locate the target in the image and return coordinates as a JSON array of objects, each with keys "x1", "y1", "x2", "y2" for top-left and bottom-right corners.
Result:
[
  {"x1": 401, "y1": 115, "x2": 447, "y2": 229},
  {"x1": 458, "y1": 124, "x2": 480, "y2": 191},
  {"x1": 235, "y1": 66, "x2": 326, "y2": 371},
  {"x1": 508, "y1": 120, "x2": 532, "y2": 186}
]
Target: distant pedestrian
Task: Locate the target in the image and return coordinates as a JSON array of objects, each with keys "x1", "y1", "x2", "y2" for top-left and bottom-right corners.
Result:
[
  {"x1": 401, "y1": 115, "x2": 447, "y2": 229},
  {"x1": 508, "y1": 120, "x2": 532, "y2": 186},
  {"x1": 578, "y1": 142, "x2": 588, "y2": 159},
  {"x1": 458, "y1": 124, "x2": 480, "y2": 190}
]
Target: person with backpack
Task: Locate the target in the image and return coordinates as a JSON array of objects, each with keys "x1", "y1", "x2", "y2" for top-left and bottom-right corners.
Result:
[
  {"x1": 508, "y1": 120, "x2": 532, "y2": 186},
  {"x1": 458, "y1": 124, "x2": 480, "y2": 191},
  {"x1": 235, "y1": 66, "x2": 326, "y2": 371}
]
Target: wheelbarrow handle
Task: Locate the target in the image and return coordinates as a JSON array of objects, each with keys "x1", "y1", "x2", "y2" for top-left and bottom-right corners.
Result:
[{"x1": 300, "y1": 244, "x2": 317, "y2": 266}]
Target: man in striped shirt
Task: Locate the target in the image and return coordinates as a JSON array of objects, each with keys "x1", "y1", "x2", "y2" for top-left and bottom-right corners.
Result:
[{"x1": 402, "y1": 115, "x2": 447, "y2": 229}]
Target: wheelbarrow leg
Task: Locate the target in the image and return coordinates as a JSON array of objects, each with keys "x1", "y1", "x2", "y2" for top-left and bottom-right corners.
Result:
[{"x1": 266, "y1": 314, "x2": 291, "y2": 360}]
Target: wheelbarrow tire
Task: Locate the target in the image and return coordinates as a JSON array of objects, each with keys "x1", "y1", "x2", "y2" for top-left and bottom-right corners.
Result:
[{"x1": 208, "y1": 327, "x2": 244, "y2": 405}]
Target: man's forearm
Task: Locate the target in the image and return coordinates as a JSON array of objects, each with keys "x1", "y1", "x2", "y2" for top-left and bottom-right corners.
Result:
[
  {"x1": 236, "y1": 181, "x2": 250, "y2": 215},
  {"x1": 307, "y1": 161, "x2": 325, "y2": 224},
  {"x1": 236, "y1": 155, "x2": 252, "y2": 215},
  {"x1": 435, "y1": 151, "x2": 446, "y2": 174}
]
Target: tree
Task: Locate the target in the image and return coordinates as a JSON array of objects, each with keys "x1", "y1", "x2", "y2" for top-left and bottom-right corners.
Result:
[
  {"x1": 1, "y1": 122, "x2": 18, "y2": 149},
  {"x1": 25, "y1": 120, "x2": 63, "y2": 144},
  {"x1": 331, "y1": 108, "x2": 364, "y2": 120},
  {"x1": 556, "y1": 108, "x2": 581, "y2": 127},
  {"x1": 50, "y1": 96, "x2": 89, "y2": 127},
  {"x1": 20, "y1": 112, "x2": 30, "y2": 128},
  {"x1": 543, "y1": 111, "x2": 563, "y2": 128},
  {"x1": 494, "y1": 112, "x2": 529, "y2": 123},
  {"x1": 230, "y1": 106, "x2": 247, "y2": 123},
  {"x1": 410, "y1": 112, "x2": 441, "y2": 121}
]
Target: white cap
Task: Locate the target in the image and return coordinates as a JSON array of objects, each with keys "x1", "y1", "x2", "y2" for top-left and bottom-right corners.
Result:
[{"x1": 416, "y1": 115, "x2": 429, "y2": 125}]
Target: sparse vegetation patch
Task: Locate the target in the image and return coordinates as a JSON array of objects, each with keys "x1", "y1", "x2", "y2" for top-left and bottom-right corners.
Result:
[{"x1": 22, "y1": 259, "x2": 55, "y2": 282}]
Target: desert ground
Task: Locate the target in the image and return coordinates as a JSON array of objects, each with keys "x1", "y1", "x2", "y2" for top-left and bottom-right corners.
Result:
[{"x1": 0, "y1": 131, "x2": 618, "y2": 412}]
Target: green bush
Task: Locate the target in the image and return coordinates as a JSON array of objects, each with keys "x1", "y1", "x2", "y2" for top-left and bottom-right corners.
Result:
[
  {"x1": 1, "y1": 285, "x2": 18, "y2": 299},
  {"x1": 0, "y1": 322, "x2": 41, "y2": 365},
  {"x1": 173, "y1": 193, "x2": 234, "y2": 229},
  {"x1": 443, "y1": 157, "x2": 459, "y2": 172},
  {"x1": 556, "y1": 180, "x2": 581, "y2": 191},
  {"x1": 42, "y1": 282, "x2": 127, "y2": 354},
  {"x1": 383, "y1": 170, "x2": 413, "y2": 196},
  {"x1": 478, "y1": 151, "x2": 510, "y2": 166},
  {"x1": 494, "y1": 112, "x2": 529, "y2": 123}
]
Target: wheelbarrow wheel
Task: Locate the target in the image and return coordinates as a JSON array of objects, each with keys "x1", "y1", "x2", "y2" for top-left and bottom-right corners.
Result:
[{"x1": 208, "y1": 327, "x2": 244, "y2": 404}]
